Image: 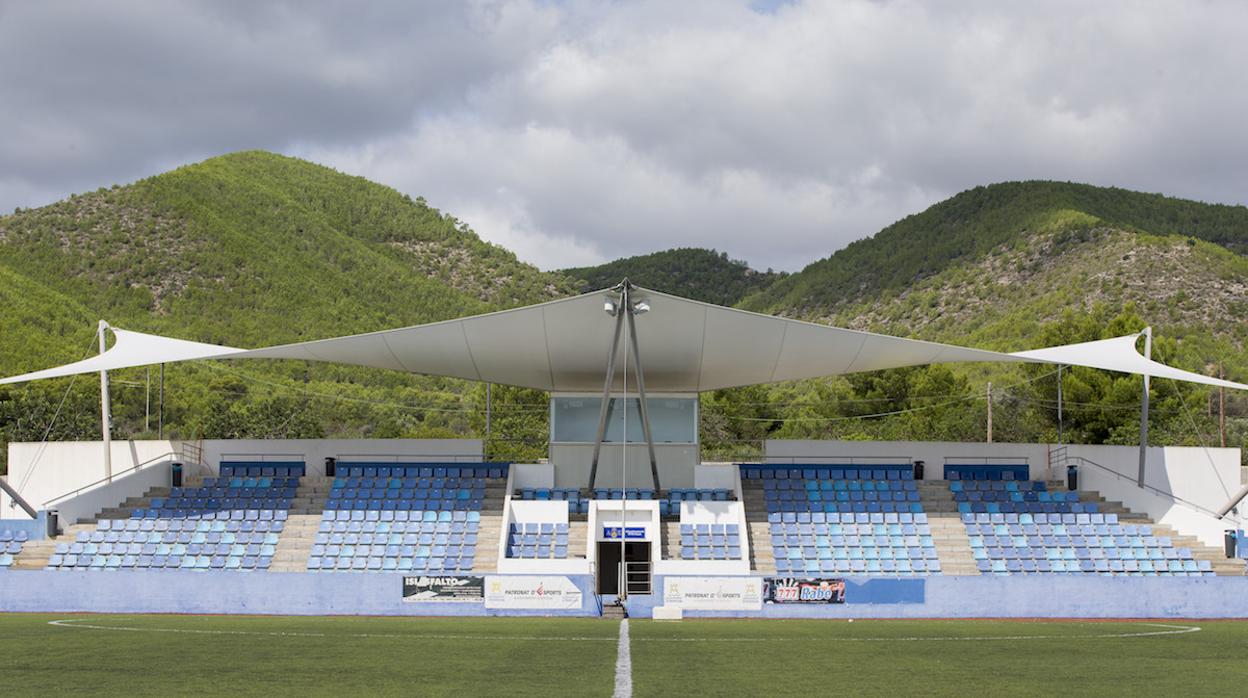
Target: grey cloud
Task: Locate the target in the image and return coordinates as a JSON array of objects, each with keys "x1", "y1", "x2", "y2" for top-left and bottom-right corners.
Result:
[{"x1": 2, "y1": 1, "x2": 1247, "y2": 272}]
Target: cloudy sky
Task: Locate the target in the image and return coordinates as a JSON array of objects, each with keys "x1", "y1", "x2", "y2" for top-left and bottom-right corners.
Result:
[{"x1": 2, "y1": 1, "x2": 1246, "y2": 272}]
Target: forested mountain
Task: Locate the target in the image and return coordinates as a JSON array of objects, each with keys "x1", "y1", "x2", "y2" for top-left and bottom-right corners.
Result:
[
  {"x1": 2, "y1": 158, "x2": 1245, "y2": 473},
  {"x1": 0, "y1": 152, "x2": 574, "y2": 469},
  {"x1": 743, "y1": 181, "x2": 1248, "y2": 319},
  {"x1": 562, "y1": 248, "x2": 782, "y2": 306}
]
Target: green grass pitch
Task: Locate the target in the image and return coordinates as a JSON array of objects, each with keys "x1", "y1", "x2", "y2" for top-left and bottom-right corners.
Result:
[{"x1": 0, "y1": 614, "x2": 1243, "y2": 696}]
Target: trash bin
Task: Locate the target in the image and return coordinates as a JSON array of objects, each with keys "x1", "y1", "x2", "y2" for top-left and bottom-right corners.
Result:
[
  {"x1": 913, "y1": 460, "x2": 925, "y2": 480},
  {"x1": 1066, "y1": 464, "x2": 1078, "y2": 491},
  {"x1": 171, "y1": 462, "x2": 183, "y2": 488},
  {"x1": 1225, "y1": 530, "x2": 1237, "y2": 559},
  {"x1": 325, "y1": 457, "x2": 337, "y2": 477},
  {"x1": 46, "y1": 509, "x2": 59, "y2": 539}
]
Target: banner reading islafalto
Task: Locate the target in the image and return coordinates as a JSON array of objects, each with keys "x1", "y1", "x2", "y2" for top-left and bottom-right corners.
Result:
[
  {"x1": 663, "y1": 577, "x2": 763, "y2": 610},
  {"x1": 764, "y1": 577, "x2": 846, "y2": 604},
  {"x1": 402, "y1": 575, "x2": 484, "y2": 602},
  {"x1": 484, "y1": 575, "x2": 584, "y2": 610}
]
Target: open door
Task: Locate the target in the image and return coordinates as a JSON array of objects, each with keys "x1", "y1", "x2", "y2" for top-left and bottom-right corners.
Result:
[{"x1": 597, "y1": 541, "x2": 651, "y2": 595}]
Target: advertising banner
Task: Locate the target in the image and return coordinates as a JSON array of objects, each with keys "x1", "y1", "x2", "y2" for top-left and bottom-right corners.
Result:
[
  {"x1": 484, "y1": 575, "x2": 584, "y2": 610},
  {"x1": 402, "y1": 575, "x2": 484, "y2": 602},
  {"x1": 764, "y1": 577, "x2": 847, "y2": 604},
  {"x1": 662, "y1": 577, "x2": 763, "y2": 610}
]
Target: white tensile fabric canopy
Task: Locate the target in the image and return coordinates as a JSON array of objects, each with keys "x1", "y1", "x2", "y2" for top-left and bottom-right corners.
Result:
[{"x1": 1, "y1": 286, "x2": 1243, "y2": 392}]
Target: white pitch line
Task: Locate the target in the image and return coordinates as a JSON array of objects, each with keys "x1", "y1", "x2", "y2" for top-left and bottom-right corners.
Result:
[
  {"x1": 47, "y1": 618, "x2": 1202, "y2": 644},
  {"x1": 46, "y1": 618, "x2": 613, "y2": 642},
  {"x1": 613, "y1": 619, "x2": 633, "y2": 698}
]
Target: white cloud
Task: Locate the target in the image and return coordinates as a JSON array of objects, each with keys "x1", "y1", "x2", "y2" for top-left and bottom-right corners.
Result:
[{"x1": 4, "y1": 0, "x2": 1248, "y2": 271}]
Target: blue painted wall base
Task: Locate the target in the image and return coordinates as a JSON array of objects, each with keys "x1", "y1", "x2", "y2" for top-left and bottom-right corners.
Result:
[
  {"x1": 0, "y1": 571, "x2": 598, "y2": 617},
  {"x1": 0, "y1": 513, "x2": 48, "y2": 540},
  {"x1": 627, "y1": 575, "x2": 1248, "y2": 619},
  {"x1": 2, "y1": 571, "x2": 1247, "y2": 619}
]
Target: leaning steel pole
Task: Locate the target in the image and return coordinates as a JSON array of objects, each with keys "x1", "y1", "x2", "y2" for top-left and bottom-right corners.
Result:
[
  {"x1": 1136, "y1": 327, "x2": 1152, "y2": 488},
  {"x1": 588, "y1": 285, "x2": 626, "y2": 490}
]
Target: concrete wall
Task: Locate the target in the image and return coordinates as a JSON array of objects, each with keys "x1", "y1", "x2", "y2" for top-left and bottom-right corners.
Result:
[
  {"x1": 0, "y1": 571, "x2": 598, "y2": 616},
  {"x1": 51, "y1": 464, "x2": 173, "y2": 527},
  {"x1": 2, "y1": 570, "x2": 1244, "y2": 619},
  {"x1": 207, "y1": 438, "x2": 483, "y2": 476},
  {"x1": 627, "y1": 575, "x2": 1248, "y2": 619},
  {"x1": 3, "y1": 440, "x2": 182, "y2": 520}
]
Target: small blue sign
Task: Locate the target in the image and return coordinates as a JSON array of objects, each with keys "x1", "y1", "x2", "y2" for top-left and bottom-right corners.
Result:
[{"x1": 602, "y1": 526, "x2": 645, "y2": 540}]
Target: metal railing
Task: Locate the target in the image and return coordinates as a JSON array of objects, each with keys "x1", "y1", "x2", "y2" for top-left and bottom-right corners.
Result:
[
  {"x1": 0, "y1": 477, "x2": 38, "y2": 518},
  {"x1": 762, "y1": 455, "x2": 914, "y2": 465},
  {"x1": 623, "y1": 560, "x2": 652, "y2": 595},
  {"x1": 943, "y1": 455, "x2": 1029, "y2": 465}
]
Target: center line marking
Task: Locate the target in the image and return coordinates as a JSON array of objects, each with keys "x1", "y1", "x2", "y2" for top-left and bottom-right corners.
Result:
[{"x1": 613, "y1": 619, "x2": 633, "y2": 698}]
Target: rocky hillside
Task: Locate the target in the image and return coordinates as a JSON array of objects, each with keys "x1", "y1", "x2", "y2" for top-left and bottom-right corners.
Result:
[{"x1": 0, "y1": 152, "x2": 574, "y2": 464}]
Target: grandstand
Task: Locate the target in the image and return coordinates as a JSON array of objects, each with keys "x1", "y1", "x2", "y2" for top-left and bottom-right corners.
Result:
[{"x1": 0, "y1": 282, "x2": 1244, "y2": 622}]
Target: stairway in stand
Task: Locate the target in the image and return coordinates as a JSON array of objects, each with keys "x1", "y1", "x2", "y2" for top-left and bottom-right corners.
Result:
[
  {"x1": 469, "y1": 479, "x2": 509, "y2": 573},
  {"x1": 10, "y1": 523, "x2": 94, "y2": 569},
  {"x1": 740, "y1": 480, "x2": 776, "y2": 574},
  {"x1": 918, "y1": 481, "x2": 979, "y2": 576},
  {"x1": 660, "y1": 521, "x2": 681, "y2": 559},
  {"x1": 565, "y1": 514, "x2": 590, "y2": 560},
  {"x1": 268, "y1": 476, "x2": 330, "y2": 573}
]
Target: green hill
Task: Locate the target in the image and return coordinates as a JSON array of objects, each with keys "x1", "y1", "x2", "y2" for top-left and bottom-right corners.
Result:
[
  {"x1": 2, "y1": 162, "x2": 1245, "y2": 471},
  {"x1": 724, "y1": 181, "x2": 1248, "y2": 459},
  {"x1": 562, "y1": 247, "x2": 782, "y2": 306},
  {"x1": 744, "y1": 181, "x2": 1248, "y2": 319},
  {"x1": 0, "y1": 151, "x2": 574, "y2": 468}
]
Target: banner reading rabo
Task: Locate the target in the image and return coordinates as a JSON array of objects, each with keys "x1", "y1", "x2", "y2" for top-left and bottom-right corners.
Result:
[{"x1": 484, "y1": 575, "x2": 584, "y2": 610}]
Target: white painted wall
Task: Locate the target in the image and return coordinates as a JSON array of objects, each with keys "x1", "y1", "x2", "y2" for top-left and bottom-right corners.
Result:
[
  {"x1": 495, "y1": 500, "x2": 590, "y2": 575},
  {"x1": 511, "y1": 464, "x2": 554, "y2": 490},
  {"x1": 508, "y1": 500, "x2": 569, "y2": 525},
  {"x1": 51, "y1": 464, "x2": 173, "y2": 527},
  {"x1": 694, "y1": 463, "x2": 737, "y2": 490},
  {"x1": 678, "y1": 501, "x2": 739, "y2": 524},
  {"x1": 207, "y1": 438, "x2": 483, "y2": 475},
  {"x1": 2, "y1": 440, "x2": 182, "y2": 520}
]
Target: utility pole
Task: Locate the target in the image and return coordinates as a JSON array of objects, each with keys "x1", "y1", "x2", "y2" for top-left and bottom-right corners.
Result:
[
  {"x1": 1057, "y1": 366, "x2": 1064, "y2": 446},
  {"x1": 986, "y1": 382, "x2": 993, "y2": 444},
  {"x1": 1136, "y1": 327, "x2": 1152, "y2": 488},
  {"x1": 98, "y1": 320, "x2": 113, "y2": 482}
]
